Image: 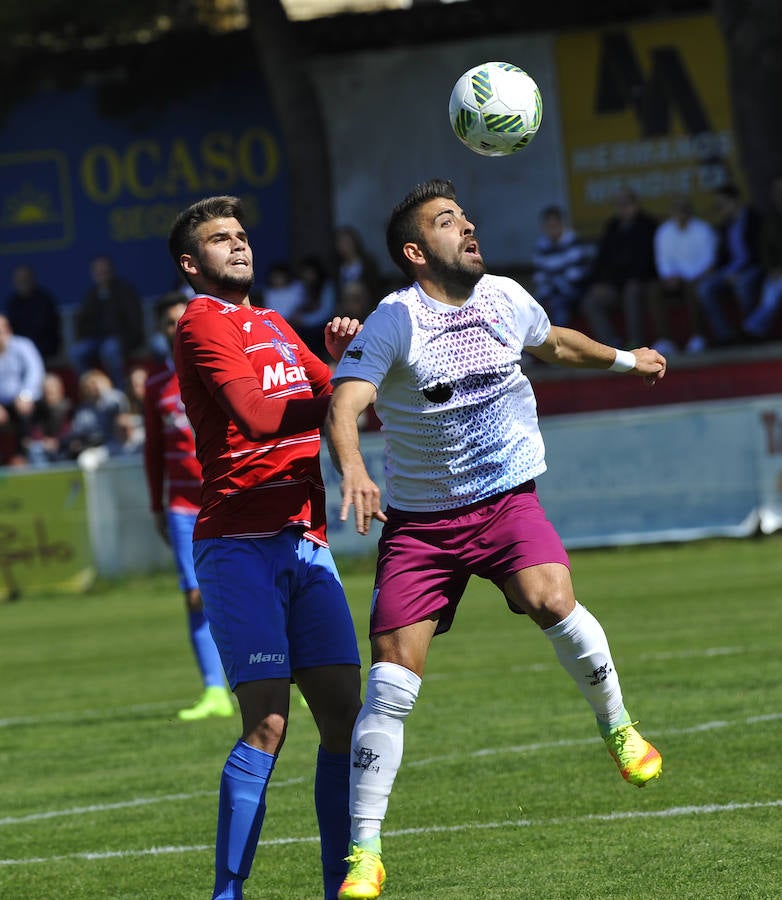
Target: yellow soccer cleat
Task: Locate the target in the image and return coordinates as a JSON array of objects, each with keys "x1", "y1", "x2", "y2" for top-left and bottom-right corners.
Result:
[
  {"x1": 604, "y1": 721, "x2": 662, "y2": 786},
  {"x1": 338, "y1": 844, "x2": 387, "y2": 900},
  {"x1": 177, "y1": 686, "x2": 234, "y2": 721}
]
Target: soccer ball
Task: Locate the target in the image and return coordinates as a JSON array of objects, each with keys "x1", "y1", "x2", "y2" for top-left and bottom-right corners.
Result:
[{"x1": 448, "y1": 62, "x2": 543, "y2": 157}]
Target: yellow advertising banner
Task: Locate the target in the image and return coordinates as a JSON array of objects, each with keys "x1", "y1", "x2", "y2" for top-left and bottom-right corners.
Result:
[
  {"x1": 0, "y1": 466, "x2": 94, "y2": 601},
  {"x1": 555, "y1": 14, "x2": 740, "y2": 236}
]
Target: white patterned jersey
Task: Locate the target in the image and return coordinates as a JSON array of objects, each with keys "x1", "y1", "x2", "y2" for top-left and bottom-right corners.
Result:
[{"x1": 332, "y1": 274, "x2": 551, "y2": 511}]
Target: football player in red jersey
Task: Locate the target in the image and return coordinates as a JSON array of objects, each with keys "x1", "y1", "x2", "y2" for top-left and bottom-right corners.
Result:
[
  {"x1": 169, "y1": 196, "x2": 363, "y2": 900},
  {"x1": 143, "y1": 291, "x2": 234, "y2": 721}
]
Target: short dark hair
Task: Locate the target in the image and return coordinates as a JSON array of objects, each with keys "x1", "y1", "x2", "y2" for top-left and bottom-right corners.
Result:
[
  {"x1": 715, "y1": 183, "x2": 740, "y2": 201},
  {"x1": 155, "y1": 290, "x2": 189, "y2": 322},
  {"x1": 540, "y1": 204, "x2": 564, "y2": 221},
  {"x1": 168, "y1": 195, "x2": 245, "y2": 281},
  {"x1": 386, "y1": 178, "x2": 457, "y2": 277}
]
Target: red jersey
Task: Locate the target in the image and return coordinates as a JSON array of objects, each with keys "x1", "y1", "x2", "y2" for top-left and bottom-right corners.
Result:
[
  {"x1": 173, "y1": 295, "x2": 333, "y2": 544},
  {"x1": 143, "y1": 360, "x2": 202, "y2": 514}
]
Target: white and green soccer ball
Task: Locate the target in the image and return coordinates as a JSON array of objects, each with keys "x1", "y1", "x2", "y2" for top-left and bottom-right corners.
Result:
[{"x1": 448, "y1": 61, "x2": 543, "y2": 157}]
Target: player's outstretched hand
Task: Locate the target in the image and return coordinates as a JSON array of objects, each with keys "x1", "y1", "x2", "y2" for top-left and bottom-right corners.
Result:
[
  {"x1": 628, "y1": 346, "x2": 667, "y2": 385},
  {"x1": 339, "y1": 466, "x2": 388, "y2": 536},
  {"x1": 324, "y1": 316, "x2": 362, "y2": 361}
]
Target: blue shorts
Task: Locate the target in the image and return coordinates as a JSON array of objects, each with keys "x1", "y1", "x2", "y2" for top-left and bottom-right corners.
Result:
[
  {"x1": 166, "y1": 509, "x2": 198, "y2": 592},
  {"x1": 193, "y1": 530, "x2": 361, "y2": 689}
]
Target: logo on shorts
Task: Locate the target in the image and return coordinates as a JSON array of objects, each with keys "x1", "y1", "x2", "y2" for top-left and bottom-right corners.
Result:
[{"x1": 248, "y1": 651, "x2": 286, "y2": 665}]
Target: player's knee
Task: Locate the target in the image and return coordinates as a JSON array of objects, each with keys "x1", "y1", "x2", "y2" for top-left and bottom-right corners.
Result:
[
  {"x1": 365, "y1": 661, "x2": 421, "y2": 719},
  {"x1": 241, "y1": 712, "x2": 288, "y2": 754}
]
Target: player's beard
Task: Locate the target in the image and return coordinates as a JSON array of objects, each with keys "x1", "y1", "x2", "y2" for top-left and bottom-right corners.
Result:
[
  {"x1": 199, "y1": 257, "x2": 255, "y2": 295},
  {"x1": 421, "y1": 239, "x2": 486, "y2": 294}
]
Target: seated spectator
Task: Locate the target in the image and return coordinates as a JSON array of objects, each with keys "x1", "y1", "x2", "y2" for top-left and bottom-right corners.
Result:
[
  {"x1": 336, "y1": 279, "x2": 376, "y2": 322},
  {"x1": 335, "y1": 225, "x2": 382, "y2": 307},
  {"x1": 581, "y1": 187, "x2": 658, "y2": 347},
  {"x1": 23, "y1": 371, "x2": 73, "y2": 466},
  {"x1": 104, "y1": 363, "x2": 147, "y2": 457},
  {"x1": 62, "y1": 368, "x2": 129, "y2": 460},
  {"x1": 292, "y1": 256, "x2": 337, "y2": 358},
  {"x1": 5, "y1": 264, "x2": 62, "y2": 363},
  {"x1": 743, "y1": 175, "x2": 782, "y2": 341},
  {"x1": 70, "y1": 254, "x2": 145, "y2": 390},
  {"x1": 531, "y1": 205, "x2": 594, "y2": 327},
  {"x1": 696, "y1": 183, "x2": 763, "y2": 346},
  {"x1": 126, "y1": 364, "x2": 149, "y2": 416},
  {"x1": 649, "y1": 196, "x2": 718, "y2": 355},
  {"x1": 259, "y1": 261, "x2": 307, "y2": 320},
  {"x1": 0, "y1": 314, "x2": 45, "y2": 464}
]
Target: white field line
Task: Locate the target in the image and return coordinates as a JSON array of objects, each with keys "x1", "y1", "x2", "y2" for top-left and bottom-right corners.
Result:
[
  {"x1": 0, "y1": 779, "x2": 306, "y2": 827},
  {"x1": 0, "y1": 646, "x2": 750, "y2": 726},
  {"x1": 1, "y1": 709, "x2": 781, "y2": 868},
  {"x1": 2, "y1": 799, "x2": 781, "y2": 867}
]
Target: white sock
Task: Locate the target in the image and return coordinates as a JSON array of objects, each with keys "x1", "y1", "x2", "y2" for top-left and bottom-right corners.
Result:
[
  {"x1": 543, "y1": 601, "x2": 624, "y2": 725},
  {"x1": 350, "y1": 661, "x2": 421, "y2": 845}
]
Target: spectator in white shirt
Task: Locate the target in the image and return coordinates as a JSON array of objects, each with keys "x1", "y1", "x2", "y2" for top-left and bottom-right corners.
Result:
[{"x1": 650, "y1": 196, "x2": 718, "y2": 354}]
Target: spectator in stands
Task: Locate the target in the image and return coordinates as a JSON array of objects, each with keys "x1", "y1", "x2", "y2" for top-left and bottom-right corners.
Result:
[
  {"x1": 23, "y1": 371, "x2": 73, "y2": 466},
  {"x1": 531, "y1": 205, "x2": 594, "y2": 327},
  {"x1": 336, "y1": 279, "x2": 376, "y2": 322},
  {"x1": 62, "y1": 368, "x2": 129, "y2": 460},
  {"x1": 335, "y1": 224, "x2": 382, "y2": 307},
  {"x1": 292, "y1": 256, "x2": 338, "y2": 359},
  {"x1": 0, "y1": 314, "x2": 45, "y2": 464},
  {"x1": 649, "y1": 195, "x2": 718, "y2": 355},
  {"x1": 105, "y1": 364, "x2": 147, "y2": 457},
  {"x1": 581, "y1": 187, "x2": 658, "y2": 347},
  {"x1": 260, "y1": 261, "x2": 307, "y2": 320},
  {"x1": 70, "y1": 254, "x2": 145, "y2": 389},
  {"x1": 696, "y1": 183, "x2": 763, "y2": 346},
  {"x1": 126, "y1": 364, "x2": 148, "y2": 417},
  {"x1": 743, "y1": 175, "x2": 782, "y2": 341},
  {"x1": 5, "y1": 264, "x2": 62, "y2": 363}
]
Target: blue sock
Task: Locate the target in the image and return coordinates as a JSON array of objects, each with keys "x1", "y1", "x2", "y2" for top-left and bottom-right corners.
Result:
[
  {"x1": 315, "y1": 746, "x2": 351, "y2": 900},
  {"x1": 188, "y1": 609, "x2": 226, "y2": 688},
  {"x1": 213, "y1": 741, "x2": 276, "y2": 900}
]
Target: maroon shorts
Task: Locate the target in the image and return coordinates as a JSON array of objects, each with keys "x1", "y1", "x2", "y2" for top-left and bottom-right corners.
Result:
[{"x1": 370, "y1": 481, "x2": 570, "y2": 636}]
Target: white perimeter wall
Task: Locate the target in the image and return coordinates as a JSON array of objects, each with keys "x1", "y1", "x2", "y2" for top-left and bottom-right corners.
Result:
[{"x1": 82, "y1": 396, "x2": 782, "y2": 576}]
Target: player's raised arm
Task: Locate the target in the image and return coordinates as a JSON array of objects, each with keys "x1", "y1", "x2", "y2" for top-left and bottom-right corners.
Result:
[
  {"x1": 325, "y1": 378, "x2": 387, "y2": 535},
  {"x1": 526, "y1": 325, "x2": 667, "y2": 384}
]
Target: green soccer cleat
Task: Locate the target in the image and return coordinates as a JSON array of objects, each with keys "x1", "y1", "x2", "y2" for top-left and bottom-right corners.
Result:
[
  {"x1": 177, "y1": 686, "x2": 234, "y2": 721},
  {"x1": 603, "y1": 721, "x2": 662, "y2": 786},
  {"x1": 338, "y1": 844, "x2": 386, "y2": 900}
]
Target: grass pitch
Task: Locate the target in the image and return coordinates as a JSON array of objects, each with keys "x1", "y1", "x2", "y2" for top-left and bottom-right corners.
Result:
[{"x1": 2, "y1": 536, "x2": 781, "y2": 898}]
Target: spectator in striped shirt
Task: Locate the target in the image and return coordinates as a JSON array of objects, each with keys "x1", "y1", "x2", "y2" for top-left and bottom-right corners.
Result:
[{"x1": 531, "y1": 205, "x2": 594, "y2": 327}]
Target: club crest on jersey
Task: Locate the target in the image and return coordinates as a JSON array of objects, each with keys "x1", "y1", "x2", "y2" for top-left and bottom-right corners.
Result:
[
  {"x1": 261, "y1": 318, "x2": 297, "y2": 364},
  {"x1": 272, "y1": 339, "x2": 297, "y2": 364}
]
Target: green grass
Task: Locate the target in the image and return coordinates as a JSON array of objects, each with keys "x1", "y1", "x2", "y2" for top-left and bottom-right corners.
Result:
[{"x1": 2, "y1": 536, "x2": 781, "y2": 899}]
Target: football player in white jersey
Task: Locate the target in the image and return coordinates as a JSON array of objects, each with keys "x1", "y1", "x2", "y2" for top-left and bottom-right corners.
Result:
[{"x1": 326, "y1": 179, "x2": 667, "y2": 900}]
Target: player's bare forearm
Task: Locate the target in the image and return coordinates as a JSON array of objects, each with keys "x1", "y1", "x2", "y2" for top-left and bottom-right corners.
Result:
[
  {"x1": 526, "y1": 326, "x2": 667, "y2": 383},
  {"x1": 325, "y1": 379, "x2": 387, "y2": 534}
]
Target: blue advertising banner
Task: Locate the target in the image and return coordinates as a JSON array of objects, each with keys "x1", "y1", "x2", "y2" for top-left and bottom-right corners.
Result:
[{"x1": 0, "y1": 77, "x2": 290, "y2": 307}]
